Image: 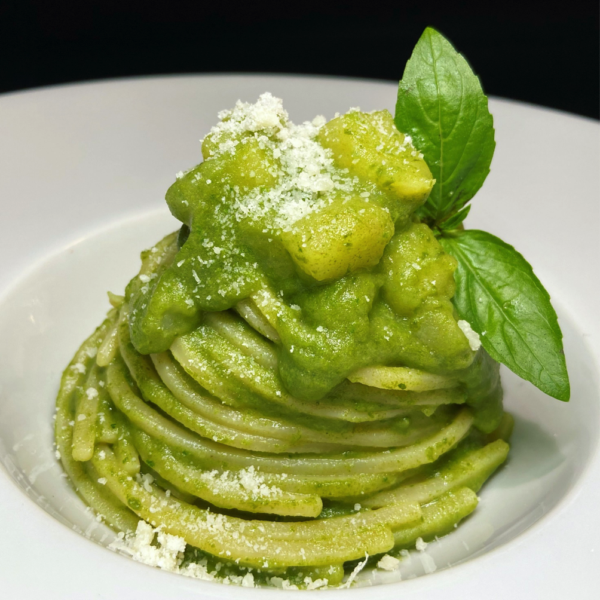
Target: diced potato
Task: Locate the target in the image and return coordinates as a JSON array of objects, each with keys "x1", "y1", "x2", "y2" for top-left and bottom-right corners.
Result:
[
  {"x1": 382, "y1": 223, "x2": 457, "y2": 317},
  {"x1": 282, "y1": 198, "x2": 394, "y2": 281},
  {"x1": 318, "y1": 110, "x2": 434, "y2": 224}
]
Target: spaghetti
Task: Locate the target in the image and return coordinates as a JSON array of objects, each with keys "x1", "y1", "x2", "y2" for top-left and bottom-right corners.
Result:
[{"x1": 55, "y1": 94, "x2": 510, "y2": 588}]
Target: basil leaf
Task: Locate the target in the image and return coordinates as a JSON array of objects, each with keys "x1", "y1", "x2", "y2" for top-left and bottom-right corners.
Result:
[
  {"x1": 395, "y1": 28, "x2": 495, "y2": 224},
  {"x1": 440, "y1": 230, "x2": 570, "y2": 401}
]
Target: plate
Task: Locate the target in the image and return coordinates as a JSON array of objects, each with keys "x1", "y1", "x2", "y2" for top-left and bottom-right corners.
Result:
[{"x1": 0, "y1": 75, "x2": 598, "y2": 599}]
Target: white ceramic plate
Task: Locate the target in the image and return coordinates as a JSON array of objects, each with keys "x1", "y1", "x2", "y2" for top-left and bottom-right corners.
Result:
[{"x1": 0, "y1": 76, "x2": 598, "y2": 599}]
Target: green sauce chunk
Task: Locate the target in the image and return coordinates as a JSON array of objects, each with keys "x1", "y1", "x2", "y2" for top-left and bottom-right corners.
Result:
[{"x1": 128, "y1": 94, "x2": 488, "y2": 410}]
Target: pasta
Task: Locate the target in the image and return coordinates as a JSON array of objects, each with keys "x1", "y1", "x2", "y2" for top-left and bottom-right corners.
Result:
[{"x1": 55, "y1": 93, "x2": 511, "y2": 588}]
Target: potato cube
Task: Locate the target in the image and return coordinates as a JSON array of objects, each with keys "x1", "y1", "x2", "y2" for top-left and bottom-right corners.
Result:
[
  {"x1": 282, "y1": 198, "x2": 393, "y2": 281},
  {"x1": 318, "y1": 110, "x2": 434, "y2": 225}
]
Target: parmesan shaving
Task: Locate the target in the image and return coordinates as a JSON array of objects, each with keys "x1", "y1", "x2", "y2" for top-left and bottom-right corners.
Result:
[
  {"x1": 204, "y1": 92, "x2": 357, "y2": 235},
  {"x1": 340, "y1": 553, "x2": 369, "y2": 588},
  {"x1": 110, "y1": 521, "x2": 257, "y2": 586},
  {"x1": 415, "y1": 536, "x2": 428, "y2": 552},
  {"x1": 457, "y1": 319, "x2": 482, "y2": 351},
  {"x1": 377, "y1": 554, "x2": 401, "y2": 571}
]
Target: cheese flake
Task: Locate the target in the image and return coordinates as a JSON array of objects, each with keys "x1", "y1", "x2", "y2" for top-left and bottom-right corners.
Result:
[{"x1": 457, "y1": 320, "x2": 482, "y2": 351}]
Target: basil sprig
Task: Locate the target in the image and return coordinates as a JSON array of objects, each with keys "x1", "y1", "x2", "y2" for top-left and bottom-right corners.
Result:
[
  {"x1": 396, "y1": 27, "x2": 495, "y2": 229},
  {"x1": 396, "y1": 28, "x2": 570, "y2": 400}
]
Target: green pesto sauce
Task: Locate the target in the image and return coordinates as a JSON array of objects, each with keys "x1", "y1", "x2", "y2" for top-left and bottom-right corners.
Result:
[{"x1": 126, "y1": 95, "x2": 500, "y2": 430}]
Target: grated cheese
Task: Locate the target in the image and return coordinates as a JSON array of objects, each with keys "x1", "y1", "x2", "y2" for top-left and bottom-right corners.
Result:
[
  {"x1": 110, "y1": 521, "x2": 241, "y2": 585},
  {"x1": 203, "y1": 93, "x2": 358, "y2": 236},
  {"x1": 457, "y1": 320, "x2": 482, "y2": 351},
  {"x1": 340, "y1": 553, "x2": 369, "y2": 588},
  {"x1": 377, "y1": 554, "x2": 401, "y2": 571},
  {"x1": 415, "y1": 536, "x2": 428, "y2": 552},
  {"x1": 85, "y1": 387, "x2": 98, "y2": 400}
]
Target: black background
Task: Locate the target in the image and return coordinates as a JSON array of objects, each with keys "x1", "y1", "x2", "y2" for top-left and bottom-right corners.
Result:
[{"x1": 1, "y1": 0, "x2": 598, "y2": 119}]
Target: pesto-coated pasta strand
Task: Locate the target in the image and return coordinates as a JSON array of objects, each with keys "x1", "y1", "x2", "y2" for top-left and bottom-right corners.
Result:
[
  {"x1": 55, "y1": 316, "x2": 139, "y2": 532},
  {"x1": 71, "y1": 364, "x2": 102, "y2": 462},
  {"x1": 106, "y1": 356, "x2": 474, "y2": 476},
  {"x1": 392, "y1": 487, "x2": 479, "y2": 548},
  {"x1": 93, "y1": 445, "x2": 420, "y2": 568},
  {"x1": 363, "y1": 439, "x2": 509, "y2": 508},
  {"x1": 132, "y1": 428, "x2": 324, "y2": 517}
]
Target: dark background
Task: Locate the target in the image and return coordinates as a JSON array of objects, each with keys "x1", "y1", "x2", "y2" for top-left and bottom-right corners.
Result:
[{"x1": 1, "y1": 0, "x2": 598, "y2": 119}]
